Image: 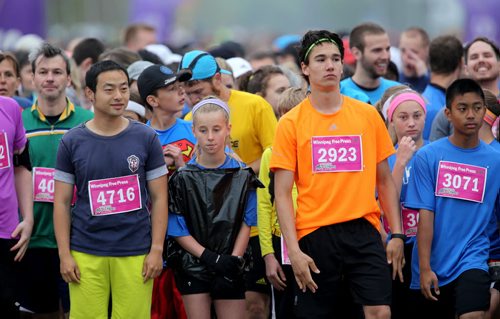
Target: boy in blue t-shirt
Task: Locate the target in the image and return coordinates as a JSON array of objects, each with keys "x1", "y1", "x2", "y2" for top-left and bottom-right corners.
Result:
[
  {"x1": 406, "y1": 78, "x2": 500, "y2": 318},
  {"x1": 138, "y1": 64, "x2": 195, "y2": 175}
]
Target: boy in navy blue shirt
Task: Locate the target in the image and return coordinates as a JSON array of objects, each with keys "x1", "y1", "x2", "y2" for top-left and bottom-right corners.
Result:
[{"x1": 53, "y1": 61, "x2": 168, "y2": 318}]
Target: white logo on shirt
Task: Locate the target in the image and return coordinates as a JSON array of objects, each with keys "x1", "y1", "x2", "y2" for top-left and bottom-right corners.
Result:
[{"x1": 127, "y1": 155, "x2": 140, "y2": 173}]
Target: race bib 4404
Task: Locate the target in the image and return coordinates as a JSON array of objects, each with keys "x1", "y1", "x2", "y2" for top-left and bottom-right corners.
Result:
[
  {"x1": 311, "y1": 135, "x2": 363, "y2": 173},
  {"x1": 435, "y1": 161, "x2": 487, "y2": 203},
  {"x1": 88, "y1": 174, "x2": 142, "y2": 216},
  {"x1": 0, "y1": 132, "x2": 11, "y2": 169}
]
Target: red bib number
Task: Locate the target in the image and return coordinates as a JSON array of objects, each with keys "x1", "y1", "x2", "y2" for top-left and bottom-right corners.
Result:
[
  {"x1": 311, "y1": 135, "x2": 363, "y2": 173},
  {"x1": 435, "y1": 161, "x2": 487, "y2": 203},
  {"x1": 88, "y1": 174, "x2": 142, "y2": 216},
  {"x1": 0, "y1": 132, "x2": 11, "y2": 169}
]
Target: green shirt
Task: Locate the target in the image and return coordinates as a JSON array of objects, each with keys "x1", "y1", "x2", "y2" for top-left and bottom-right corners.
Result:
[{"x1": 22, "y1": 100, "x2": 93, "y2": 248}]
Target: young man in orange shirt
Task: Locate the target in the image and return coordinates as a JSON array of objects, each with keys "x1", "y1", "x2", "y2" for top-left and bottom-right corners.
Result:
[{"x1": 270, "y1": 30, "x2": 405, "y2": 319}]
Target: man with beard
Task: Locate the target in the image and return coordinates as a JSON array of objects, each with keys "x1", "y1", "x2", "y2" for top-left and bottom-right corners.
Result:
[
  {"x1": 180, "y1": 50, "x2": 277, "y2": 174},
  {"x1": 428, "y1": 36, "x2": 499, "y2": 141},
  {"x1": 341, "y1": 22, "x2": 400, "y2": 104},
  {"x1": 465, "y1": 37, "x2": 499, "y2": 97}
]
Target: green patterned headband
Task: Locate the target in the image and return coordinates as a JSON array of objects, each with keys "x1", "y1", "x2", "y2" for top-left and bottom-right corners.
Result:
[{"x1": 304, "y1": 38, "x2": 340, "y2": 61}]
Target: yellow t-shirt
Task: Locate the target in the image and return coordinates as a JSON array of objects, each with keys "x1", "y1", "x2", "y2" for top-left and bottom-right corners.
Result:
[
  {"x1": 270, "y1": 96, "x2": 395, "y2": 240},
  {"x1": 257, "y1": 147, "x2": 298, "y2": 257},
  {"x1": 227, "y1": 90, "x2": 277, "y2": 164}
]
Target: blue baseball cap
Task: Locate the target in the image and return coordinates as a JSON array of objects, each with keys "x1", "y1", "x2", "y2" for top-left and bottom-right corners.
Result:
[
  {"x1": 273, "y1": 34, "x2": 301, "y2": 51},
  {"x1": 178, "y1": 50, "x2": 220, "y2": 81}
]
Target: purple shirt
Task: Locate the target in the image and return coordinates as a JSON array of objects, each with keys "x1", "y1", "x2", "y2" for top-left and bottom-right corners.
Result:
[{"x1": 0, "y1": 96, "x2": 27, "y2": 239}]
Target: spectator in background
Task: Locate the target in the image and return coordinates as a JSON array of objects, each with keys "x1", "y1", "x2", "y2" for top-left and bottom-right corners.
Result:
[
  {"x1": 227, "y1": 57, "x2": 253, "y2": 80},
  {"x1": 123, "y1": 23, "x2": 157, "y2": 52},
  {"x1": 0, "y1": 52, "x2": 32, "y2": 108},
  {"x1": 341, "y1": 22, "x2": 401, "y2": 104},
  {"x1": 72, "y1": 38, "x2": 106, "y2": 86},
  {"x1": 138, "y1": 49, "x2": 163, "y2": 65},
  {"x1": 71, "y1": 38, "x2": 106, "y2": 109},
  {"x1": 398, "y1": 27, "x2": 430, "y2": 93},
  {"x1": 245, "y1": 65, "x2": 291, "y2": 117},
  {"x1": 276, "y1": 42, "x2": 301, "y2": 74},
  {"x1": 209, "y1": 41, "x2": 245, "y2": 60},
  {"x1": 127, "y1": 60, "x2": 154, "y2": 100},
  {"x1": 144, "y1": 44, "x2": 183, "y2": 67},
  {"x1": 215, "y1": 57, "x2": 237, "y2": 90},
  {"x1": 479, "y1": 89, "x2": 500, "y2": 148},
  {"x1": 124, "y1": 100, "x2": 147, "y2": 123},
  {"x1": 99, "y1": 47, "x2": 141, "y2": 69},
  {"x1": 465, "y1": 37, "x2": 500, "y2": 97},
  {"x1": 14, "y1": 50, "x2": 36, "y2": 103},
  {"x1": 384, "y1": 61, "x2": 400, "y2": 82},
  {"x1": 425, "y1": 35, "x2": 463, "y2": 141},
  {"x1": 248, "y1": 51, "x2": 277, "y2": 70}
]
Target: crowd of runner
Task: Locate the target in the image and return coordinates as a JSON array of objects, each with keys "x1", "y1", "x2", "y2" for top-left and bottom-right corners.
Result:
[{"x1": 1, "y1": 21, "x2": 499, "y2": 319}]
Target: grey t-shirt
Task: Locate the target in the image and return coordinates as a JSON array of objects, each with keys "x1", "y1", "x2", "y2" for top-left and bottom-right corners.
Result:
[
  {"x1": 429, "y1": 108, "x2": 454, "y2": 142},
  {"x1": 55, "y1": 120, "x2": 167, "y2": 256}
]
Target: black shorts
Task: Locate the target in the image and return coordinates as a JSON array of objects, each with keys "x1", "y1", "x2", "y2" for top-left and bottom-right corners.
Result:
[
  {"x1": 294, "y1": 218, "x2": 391, "y2": 318},
  {"x1": 0, "y1": 239, "x2": 19, "y2": 317},
  {"x1": 494, "y1": 280, "x2": 500, "y2": 292},
  {"x1": 174, "y1": 271, "x2": 245, "y2": 300},
  {"x1": 271, "y1": 235, "x2": 297, "y2": 319},
  {"x1": 16, "y1": 248, "x2": 69, "y2": 313},
  {"x1": 414, "y1": 269, "x2": 491, "y2": 318},
  {"x1": 391, "y1": 242, "x2": 419, "y2": 319},
  {"x1": 244, "y1": 236, "x2": 271, "y2": 295}
]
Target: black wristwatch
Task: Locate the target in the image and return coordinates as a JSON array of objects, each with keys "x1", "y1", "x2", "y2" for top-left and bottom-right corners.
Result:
[{"x1": 391, "y1": 233, "x2": 406, "y2": 241}]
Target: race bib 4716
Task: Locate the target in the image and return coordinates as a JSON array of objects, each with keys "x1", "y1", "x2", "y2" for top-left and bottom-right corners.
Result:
[
  {"x1": 311, "y1": 135, "x2": 363, "y2": 173},
  {"x1": 88, "y1": 174, "x2": 142, "y2": 216},
  {"x1": 435, "y1": 161, "x2": 487, "y2": 203}
]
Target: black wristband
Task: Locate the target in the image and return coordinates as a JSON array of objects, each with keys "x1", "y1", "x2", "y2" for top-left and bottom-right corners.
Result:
[{"x1": 391, "y1": 233, "x2": 406, "y2": 241}]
